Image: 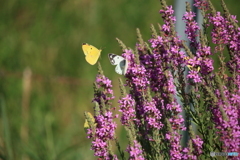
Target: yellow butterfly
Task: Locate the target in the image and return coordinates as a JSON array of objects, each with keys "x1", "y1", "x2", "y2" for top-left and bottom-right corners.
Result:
[
  {"x1": 184, "y1": 56, "x2": 201, "y2": 72},
  {"x1": 82, "y1": 43, "x2": 102, "y2": 65},
  {"x1": 84, "y1": 112, "x2": 96, "y2": 133}
]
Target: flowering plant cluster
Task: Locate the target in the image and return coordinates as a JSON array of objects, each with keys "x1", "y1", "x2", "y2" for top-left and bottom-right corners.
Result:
[{"x1": 84, "y1": 0, "x2": 240, "y2": 159}]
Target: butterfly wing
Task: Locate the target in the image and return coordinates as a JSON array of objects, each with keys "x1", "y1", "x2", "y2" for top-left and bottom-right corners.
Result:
[
  {"x1": 108, "y1": 53, "x2": 128, "y2": 75},
  {"x1": 115, "y1": 59, "x2": 128, "y2": 75},
  {"x1": 82, "y1": 43, "x2": 101, "y2": 65},
  {"x1": 108, "y1": 53, "x2": 125, "y2": 65},
  {"x1": 122, "y1": 58, "x2": 128, "y2": 75}
]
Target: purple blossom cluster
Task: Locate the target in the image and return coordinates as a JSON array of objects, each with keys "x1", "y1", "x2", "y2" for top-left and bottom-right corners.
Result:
[
  {"x1": 118, "y1": 4, "x2": 189, "y2": 159},
  {"x1": 191, "y1": 135, "x2": 203, "y2": 156},
  {"x1": 159, "y1": 6, "x2": 176, "y2": 34},
  {"x1": 212, "y1": 86, "x2": 240, "y2": 153},
  {"x1": 126, "y1": 140, "x2": 144, "y2": 160},
  {"x1": 118, "y1": 94, "x2": 136, "y2": 125},
  {"x1": 183, "y1": 11, "x2": 200, "y2": 47},
  {"x1": 194, "y1": 0, "x2": 240, "y2": 155},
  {"x1": 165, "y1": 131, "x2": 182, "y2": 159},
  {"x1": 93, "y1": 74, "x2": 115, "y2": 107},
  {"x1": 181, "y1": 135, "x2": 204, "y2": 160},
  {"x1": 141, "y1": 99, "x2": 163, "y2": 130},
  {"x1": 86, "y1": 0, "x2": 240, "y2": 159},
  {"x1": 123, "y1": 49, "x2": 149, "y2": 92},
  {"x1": 90, "y1": 111, "x2": 118, "y2": 159}
]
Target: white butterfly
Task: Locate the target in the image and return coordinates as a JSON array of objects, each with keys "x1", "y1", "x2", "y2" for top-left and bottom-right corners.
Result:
[{"x1": 108, "y1": 53, "x2": 128, "y2": 75}]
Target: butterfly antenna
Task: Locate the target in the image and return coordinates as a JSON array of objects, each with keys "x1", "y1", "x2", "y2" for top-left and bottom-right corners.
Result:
[{"x1": 99, "y1": 47, "x2": 106, "y2": 60}]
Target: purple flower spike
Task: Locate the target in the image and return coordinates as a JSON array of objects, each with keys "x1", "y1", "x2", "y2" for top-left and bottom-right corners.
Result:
[
  {"x1": 192, "y1": 136, "x2": 203, "y2": 155},
  {"x1": 87, "y1": 72, "x2": 118, "y2": 159},
  {"x1": 89, "y1": 111, "x2": 118, "y2": 159},
  {"x1": 93, "y1": 74, "x2": 115, "y2": 106},
  {"x1": 118, "y1": 94, "x2": 136, "y2": 126},
  {"x1": 142, "y1": 99, "x2": 163, "y2": 130},
  {"x1": 183, "y1": 10, "x2": 200, "y2": 48},
  {"x1": 166, "y1": 131, "x2": 182, "y2": 160},
  {"x1": 160, "y1": 6, "x2": 176, "y2": 29}
]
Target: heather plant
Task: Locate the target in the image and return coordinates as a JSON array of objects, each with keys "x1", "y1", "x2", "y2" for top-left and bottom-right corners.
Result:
[{"x1": 84, "y1": 0, "x2": 240, "y2": 159}]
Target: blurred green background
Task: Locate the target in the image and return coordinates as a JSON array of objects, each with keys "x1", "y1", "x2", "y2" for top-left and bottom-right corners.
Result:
[{"x1": 0, "y1": 0, "x2": 240, "y2": 159}]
